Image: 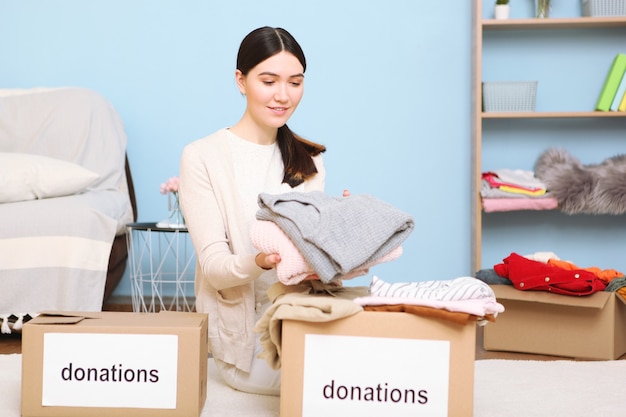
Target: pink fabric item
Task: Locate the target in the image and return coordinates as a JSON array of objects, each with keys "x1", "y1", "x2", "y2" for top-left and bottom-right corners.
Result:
[
  {"x1": 481, "y1": 197, "x2": 558, "y2": 213},
  {"x1": 250, "y1": 220, "x2": 311, "y2": 284},
  {"x1": 250, "y1": 220, "x2": 403, "y2": 285}
]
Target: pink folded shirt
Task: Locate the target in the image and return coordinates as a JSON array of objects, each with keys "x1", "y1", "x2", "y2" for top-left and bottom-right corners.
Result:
[{"x1": 482, "y1": 197, "x2": 558, "y2": 213}]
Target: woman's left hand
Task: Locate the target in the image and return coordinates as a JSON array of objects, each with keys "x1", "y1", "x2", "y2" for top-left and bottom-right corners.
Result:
[{"x1": 255, "y1": 252, "x2": 281, "y2": 270}]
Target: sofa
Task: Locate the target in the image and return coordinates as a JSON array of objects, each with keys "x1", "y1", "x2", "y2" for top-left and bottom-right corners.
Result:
[{"x1": 0, "y1": 87, "x2": 137, "y2": 333}]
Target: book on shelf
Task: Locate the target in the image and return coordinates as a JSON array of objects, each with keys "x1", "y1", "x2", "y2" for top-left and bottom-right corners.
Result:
[
  {"x1": 595, "y1": 53, "x2": 626, "y2": 112},
  {"x1": 619, "y1": 90, "x2": 626, "y2": 112},
  {"x1": 610, "y1": 69, "x2": 626, "y2": 111}
]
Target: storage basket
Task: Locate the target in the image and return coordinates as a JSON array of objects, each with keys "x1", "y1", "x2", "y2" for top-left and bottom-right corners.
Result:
[
  {"x1": 482, "y1": 81, "x2": 538, "y2": 112},
  {"x1": 582, "y1": 0, "x2": 626, "y2": 16}
]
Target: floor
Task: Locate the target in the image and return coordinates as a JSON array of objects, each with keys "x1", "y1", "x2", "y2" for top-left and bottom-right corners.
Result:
[{"x1": 2, "y1": 299, "x2": 623, "y2": 360}]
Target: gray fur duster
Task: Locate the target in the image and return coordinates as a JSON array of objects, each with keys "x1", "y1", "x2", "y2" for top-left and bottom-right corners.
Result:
[{"x1": 534, "y1": 148, "x2": 626, "y2": 215}]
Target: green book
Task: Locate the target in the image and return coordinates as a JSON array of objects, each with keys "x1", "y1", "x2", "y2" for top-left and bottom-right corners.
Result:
[{"x1": 596, "y1": 53, "x2": 626, "y2": 111}]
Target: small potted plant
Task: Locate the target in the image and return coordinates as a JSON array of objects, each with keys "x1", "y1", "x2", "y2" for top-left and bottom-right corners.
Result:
[{"x1": 494, "y1": 0, "x2": 510, "y2": 20}]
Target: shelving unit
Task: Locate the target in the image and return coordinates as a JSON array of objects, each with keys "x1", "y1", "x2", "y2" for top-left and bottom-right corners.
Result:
[
  {"x1": 471, "y1": 1, "x2": 626, "y2": 273},
  {"x1": 483, "y1": 111, "x2": 626, "y2": 118}
]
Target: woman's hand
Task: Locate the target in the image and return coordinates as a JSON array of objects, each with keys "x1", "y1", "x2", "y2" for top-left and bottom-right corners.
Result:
[{"x1": 255, "y1": 252, "x2": 281, "y2": 270}]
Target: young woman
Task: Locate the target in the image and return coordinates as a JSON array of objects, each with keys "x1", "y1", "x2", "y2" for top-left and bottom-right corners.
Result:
[{"x1": 179, "y1": 26, "x2": 326, "y2": 395}]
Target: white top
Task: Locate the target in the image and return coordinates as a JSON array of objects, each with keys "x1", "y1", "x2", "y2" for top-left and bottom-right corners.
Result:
[
  {"x1": 227, "y1": 130, "x2": 282, "y2": 312},
  {"x1": 179, "y1": 128, "x2": 325, "y2": 372}
]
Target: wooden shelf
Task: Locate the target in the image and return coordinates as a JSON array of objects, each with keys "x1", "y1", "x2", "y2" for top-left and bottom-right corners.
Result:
[
  {"x1": 482, "y1": 16, "x2": 626, "y2": 30},
  {"x1": 482, "y1": 208, "x2": 557, "y2": 213},
  {"x1": 470, "y1": 1, "x2": 626, "y2": 273},
  {"x1": 482, "y1": 111, "x2": 626, "y2": 119}
]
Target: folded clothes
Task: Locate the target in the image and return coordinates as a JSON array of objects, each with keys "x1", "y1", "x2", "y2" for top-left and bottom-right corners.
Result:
[
  {"x1": 254, "y1": 281, "x2": 369, "y2": 370},
  {"x1": 353, "y1": 275, "x2": 505, "y2": 317},
  {"x1": 363, "y1": 304, "x2": 496, "y2": 326},
  {"x1": 481, "y1": 180, "x2": 548, "y2": 199},
  {"x1": 482, "y1": 170, "x2": 546, "y2": 191},
  {"x1": 256, "y1": 191, "x2": 414, "y2": 283},
  {"x1": 474, "y1": 269, "x2": 512, "y2": 285},
  {"x1": 481, "y1": 197, "x2": 558, "y2": 212},
  {"x1": 250, "y1": 220, "x2": 402, "y2": 285},
  {"x1": 494, "y1": 252, "x2": 607, "y2": 296}
]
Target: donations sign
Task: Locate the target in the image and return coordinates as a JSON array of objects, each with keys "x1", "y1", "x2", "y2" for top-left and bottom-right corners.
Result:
[
  {"x1": 302, "y1": 334, "x2": 450, "y2": 417},
  {"x1": 41, "y1": 333, "x2": 179, "y2": 409}
]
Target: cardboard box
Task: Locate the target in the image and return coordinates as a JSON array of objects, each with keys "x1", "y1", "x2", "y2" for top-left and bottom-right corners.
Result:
[
  {"x1": 484, "y1": 285, "x2": 626, "y2": 360},
  {"x1": 280, "y1": 311, "x2": 476, "y2": 417},
  {"x1": 21, "y1": 311, "x2": 208, "y2": 417}
]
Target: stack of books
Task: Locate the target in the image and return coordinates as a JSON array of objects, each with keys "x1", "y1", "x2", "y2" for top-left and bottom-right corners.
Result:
[{"x1": 596, "y1": 53, "x2": 626, "y2": 112}]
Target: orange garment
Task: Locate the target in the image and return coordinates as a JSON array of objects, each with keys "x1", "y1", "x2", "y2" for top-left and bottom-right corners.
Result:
[
  {"x1": 547, "y1": 259, "x2": 623, "y2": 283},
  {"x1": 363, "y1": 304, "x2": 495, "y2": 325}
]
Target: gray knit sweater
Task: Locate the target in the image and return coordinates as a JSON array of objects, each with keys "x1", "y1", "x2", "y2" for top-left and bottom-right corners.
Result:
[{"x1": 256, "y1": 191, "x2": 414, "y2": 283}]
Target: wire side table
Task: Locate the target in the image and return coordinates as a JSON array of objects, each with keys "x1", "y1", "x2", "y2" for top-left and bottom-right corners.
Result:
[{"x1": 126, "y1": 222, "x2": 196, "y2": 312}]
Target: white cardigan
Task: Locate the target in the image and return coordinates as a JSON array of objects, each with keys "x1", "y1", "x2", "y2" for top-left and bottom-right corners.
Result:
[{"x1": 179, "y1": 128, "x2": 325, "y2": 372}]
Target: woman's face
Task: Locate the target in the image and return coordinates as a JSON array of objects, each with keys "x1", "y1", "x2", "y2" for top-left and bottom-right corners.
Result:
[{"x1": 236, "y1": 51, "x2": 305, "y2": 130}]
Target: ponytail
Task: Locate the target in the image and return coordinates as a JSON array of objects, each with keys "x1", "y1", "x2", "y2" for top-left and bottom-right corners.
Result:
[{"x1": 277, "y1": 125, "x2": 326, "y2": 187}]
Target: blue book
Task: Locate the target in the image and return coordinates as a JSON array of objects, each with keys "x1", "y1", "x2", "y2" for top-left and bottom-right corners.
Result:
[{"x1": 610, "y1": 70, "x2": 626, "y2": 111}]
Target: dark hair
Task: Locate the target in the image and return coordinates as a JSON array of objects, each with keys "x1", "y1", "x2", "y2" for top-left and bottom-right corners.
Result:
[{"x1": 237, "y1": 26, "x2": 325, "y2": 187}]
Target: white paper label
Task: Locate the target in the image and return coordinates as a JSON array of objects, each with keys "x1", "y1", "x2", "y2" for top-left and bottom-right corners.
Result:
[
  {"x1": 302, "y1": 334, "x2": 450, "y2": 417},
  {"x1": 42, "y1": 333, "x2": 178, "y2": 409}
]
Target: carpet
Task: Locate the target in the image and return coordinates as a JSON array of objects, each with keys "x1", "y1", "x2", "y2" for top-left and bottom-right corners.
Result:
[{"x1": 2, "y1": 354, "x2": 625, "y2": 416}]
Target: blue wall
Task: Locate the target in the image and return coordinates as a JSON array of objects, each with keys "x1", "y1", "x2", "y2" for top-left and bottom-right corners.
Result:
[{"x1": 1, "y1": 1, "x2": 624, "y2": 297}]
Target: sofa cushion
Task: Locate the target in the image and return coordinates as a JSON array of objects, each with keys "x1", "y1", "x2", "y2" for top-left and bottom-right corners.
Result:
[
  {"x1": 0, "y1": 87, "x2": 127, "y2": 194},
  {"x1": 0, "y1": 152, "x2": 99, "y2": 203}
]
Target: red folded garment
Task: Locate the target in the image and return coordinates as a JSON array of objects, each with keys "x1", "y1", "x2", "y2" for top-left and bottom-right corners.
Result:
[{"x1": 494, "y1": 252, "x2": 607, "y2": 296}]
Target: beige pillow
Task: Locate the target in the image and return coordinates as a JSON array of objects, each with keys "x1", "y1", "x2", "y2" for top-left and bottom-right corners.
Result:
[{"x1": 0, "y1": 152, "x2": 100, "y2": 203}]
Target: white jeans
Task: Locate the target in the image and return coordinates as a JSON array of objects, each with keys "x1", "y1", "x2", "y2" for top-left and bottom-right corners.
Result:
[{"x1": 214, "y1": 335, "x2": 281, "y2": 396}]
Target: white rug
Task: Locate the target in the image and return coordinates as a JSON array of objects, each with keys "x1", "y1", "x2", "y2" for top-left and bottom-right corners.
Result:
[{"x1": 2, "y1": 354, "x2": 625, "y2": 416}]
